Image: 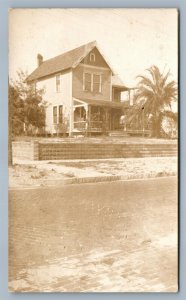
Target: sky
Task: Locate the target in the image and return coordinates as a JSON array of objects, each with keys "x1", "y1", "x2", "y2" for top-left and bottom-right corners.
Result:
[{"x1": 9, "y1": 8, "x2": 178, "y2": 87}]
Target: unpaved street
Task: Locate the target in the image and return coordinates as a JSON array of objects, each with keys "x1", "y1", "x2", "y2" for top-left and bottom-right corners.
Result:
[{"x1": 9, "y1": 177, "x2": 178, "y2": 292}]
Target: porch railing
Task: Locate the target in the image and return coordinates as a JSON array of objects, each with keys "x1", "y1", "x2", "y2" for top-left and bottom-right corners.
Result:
[
  {"x1": 74, "y1": 121, "x2": 87, "y2": 130},
  {"x1": 74, "y1": 121, "x2": 103, "y2": 132}
]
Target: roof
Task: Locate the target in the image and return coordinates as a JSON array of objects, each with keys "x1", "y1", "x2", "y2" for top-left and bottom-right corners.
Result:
[
  {"x1": 27, "y1": 41, "x2": 113, "y2": 82},
  {"x1": 112, "y1": 75, "x2": 129, "y2": 91},
  {"x1": 74, "y1": 98, "x2": 129, "y2": 109}
]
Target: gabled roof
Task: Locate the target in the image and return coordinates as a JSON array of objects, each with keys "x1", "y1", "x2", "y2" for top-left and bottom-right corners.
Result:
[{"x1": 27, "y1": 41, "x2": 114, "y2": 82}]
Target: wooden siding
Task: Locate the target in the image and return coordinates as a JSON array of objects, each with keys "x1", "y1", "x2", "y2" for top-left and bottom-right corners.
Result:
[
  {"x1": 81, "y1": 47, "x2": 110, "y2": 68},
  {"x1": 72, "y1": 64, "x2": 112, "y2": 101},
  {"x1": 36, "y1": 70, "x2": 72, "y2": 134}
]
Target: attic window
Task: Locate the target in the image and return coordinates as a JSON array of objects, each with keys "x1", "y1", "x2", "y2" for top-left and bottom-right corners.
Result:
[{"x1": 90, "y1": 53, "x2": 96, "y2": 62}]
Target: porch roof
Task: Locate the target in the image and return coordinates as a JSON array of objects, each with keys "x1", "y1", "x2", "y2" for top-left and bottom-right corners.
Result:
[
  {"x1": 112, "y1": 75, "x2": 129, "y2": 91},
  {"x1": 74, "y1": 98, "x2": 129, "y2": 109}
]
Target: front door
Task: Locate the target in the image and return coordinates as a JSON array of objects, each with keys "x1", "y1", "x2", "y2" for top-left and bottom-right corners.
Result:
[{"x1": 110, "y1": 109, "x2": 121, "y2": 130}]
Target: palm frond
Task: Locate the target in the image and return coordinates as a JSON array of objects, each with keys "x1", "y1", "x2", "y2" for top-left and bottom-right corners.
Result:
[{"x1": 130, "y1": 65, "x2": 177, "y2": 137}]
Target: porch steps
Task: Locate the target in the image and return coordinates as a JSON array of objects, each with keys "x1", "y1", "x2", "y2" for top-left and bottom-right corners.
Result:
[
  {"x1": 108, "y1": 130, "x2": 151, "y2": 137},
  {"x1": 108, "y1": 131, "x2": 128, "y2": 137}
]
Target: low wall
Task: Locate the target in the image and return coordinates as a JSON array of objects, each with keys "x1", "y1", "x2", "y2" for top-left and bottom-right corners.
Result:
[
  {"x1": 12, "y1": 141, "x2": 39, "y2": 161},
  {"x1": 12, "y1": 140, "x2": 177, "y2": 161}
]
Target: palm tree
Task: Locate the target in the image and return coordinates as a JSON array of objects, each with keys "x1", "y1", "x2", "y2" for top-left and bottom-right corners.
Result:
[{"x1": 126, "y1": 65, "x2": 177, "y2": 137}]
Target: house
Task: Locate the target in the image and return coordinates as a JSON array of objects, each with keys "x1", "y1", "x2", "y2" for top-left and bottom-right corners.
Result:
[{"x1": 27, "y1": 41, "x2": 132, "y2": 136}]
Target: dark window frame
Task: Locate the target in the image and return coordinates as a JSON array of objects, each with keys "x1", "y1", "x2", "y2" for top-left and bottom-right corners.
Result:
[
  {"x1": 90, "y1": 53, "x2": 96, "y2": 62},
  {"x1": 84, "y1": 73, "x2": 92, "y2": 92},
  {"x1": 58, "y1": 105, "x2": 63, "y2": 124},
  {"x1": 56, "y1": 74, "x2": 61, "y2": 93},
  {"x1": 53, "y1": 106, "x2": 57, "y2": 124},
  {"x1": 93, "y1": 74, "x2": 101, "y2": 93},
  {"x1": 83, "y1": 72, "x2": 102, "y2": 93}
]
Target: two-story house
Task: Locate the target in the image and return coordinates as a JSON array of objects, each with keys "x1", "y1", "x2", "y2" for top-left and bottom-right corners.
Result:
[{"x1": 27, "y1": 41, "x2": 131, "y2": 136}]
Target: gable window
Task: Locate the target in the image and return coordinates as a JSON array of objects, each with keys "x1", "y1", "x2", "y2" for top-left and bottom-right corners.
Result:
[
  {"x1": 90, "y1": 53, "x2": 96, "y2": 62},
  {"x1": 84, "y1": 73, "x2": 92, "y2": 91},
  {"x1": 56, "y1": 75, "x2": 61, "y2": 92},
  {"x1": 59, "y1": 105, "x2": 63, "y2": 124},
  {"x1": 53, "y1": 106, "x2": 57, "y2": 124},
  {"x1": 93, "y1": 74, "x2": 101, "y2": 93}
]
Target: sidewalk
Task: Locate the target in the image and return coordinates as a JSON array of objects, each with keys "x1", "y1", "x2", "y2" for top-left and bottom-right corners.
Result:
[{"x1": 9, "y1": 156, "x2": 177, "y2": 188}]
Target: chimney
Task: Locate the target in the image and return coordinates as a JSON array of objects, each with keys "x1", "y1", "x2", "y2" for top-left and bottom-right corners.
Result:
[{"x1": 37, "y1": 54, "x2": 43, "y2": 67}]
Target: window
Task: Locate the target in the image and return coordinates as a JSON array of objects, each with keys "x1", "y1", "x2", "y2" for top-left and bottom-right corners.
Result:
[
  {"x1": 93, "y1": 74, "x2": 101, "y2": 93},
  {"x1": 53, "y1": 106, "x2": 57, "y2": 124},
  {"x1": 83, "y1": 73, "x2": 102, "y2": 93},
  {"x1": 56, "y1": 75, "x2": 61, "y2": 92},
  {"x1": 84, "y1": 73, "x2": 92, "y2": 91},
  {"x1": 59, "y1": 105, "x2": 63, "y2": 124},
  {"x1": 90, "y1": 53, "x2": 96, "y2": 62}
]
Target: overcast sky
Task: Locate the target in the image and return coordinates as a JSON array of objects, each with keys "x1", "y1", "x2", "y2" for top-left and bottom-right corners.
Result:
[{"x1": 9, "y1": 8, "x2": 178, "y2": 87}]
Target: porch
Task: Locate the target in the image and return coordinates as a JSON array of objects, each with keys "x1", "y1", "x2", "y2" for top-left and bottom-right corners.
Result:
[{"x1": 73, "y1": 98, "x2": 128, "y2": 135}]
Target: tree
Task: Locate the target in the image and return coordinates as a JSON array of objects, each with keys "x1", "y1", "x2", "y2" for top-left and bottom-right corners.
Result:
[
  {"x1": 10, "y1": 70, "x2": 46, "y2": 135},
  {"x1": 8, "y1": 83, "x2": 26, "y2": 165},
  {"x1": 9, "y1": 84, "x2": 25, "y2": 136},
  {"x1": 126, "y1": 66, "x2": 177, "y2": 137},
  {"x1": 161, "y1": 111, "x2": 178, "y2": 138}
]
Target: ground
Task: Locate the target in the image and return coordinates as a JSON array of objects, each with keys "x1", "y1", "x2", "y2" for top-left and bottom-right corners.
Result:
[
  {"x1": 9, "y1": 136, "x2": 178, "y2": 292},
  {"x1": 9, "y1": 177, "x2": 177, "y2": 292},
  {"x1": 9, "y1": 157, "x2": 177, "y2": 188}
]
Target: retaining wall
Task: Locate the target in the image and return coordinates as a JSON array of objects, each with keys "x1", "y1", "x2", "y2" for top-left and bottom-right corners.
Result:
[
  {"x1": 12, "y1": 141, "x2": 177, "y2": 161},
  {"x1": 12, "y1": 141, "x2": 39, "y2": 160}
]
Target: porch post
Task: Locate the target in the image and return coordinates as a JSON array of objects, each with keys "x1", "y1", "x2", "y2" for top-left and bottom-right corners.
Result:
[
  {"x1": 105, "y1": 108, "x2": 109, "y2": 132},
  {"x1": 110, "y1": 108, "x2": 112, "y2": 130},
  {"x1": 84, "y1": 104, "x2": 89, "y2": 136},
  {"x1": 69, "y1": 72, "x2": 73, "y2": 137},
  {"x1": 102, "y1": 107, "x2": 107, "y2": 134},
  {"x1": 69, "y1": 106, "x2": 74, "y2": 136},
  {"x1": 129, "y1": 89, "x2": 133, "y2": 106},
  {"x1": 88, "y1": 105, "x2": 91, "y2": 132}
]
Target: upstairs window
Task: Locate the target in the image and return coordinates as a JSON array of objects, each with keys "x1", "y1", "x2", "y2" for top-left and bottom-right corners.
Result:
[
  {"x1": 59, "y1": 105, "x2": 63, "y2": 124},
  {"x1": 90, "y1": 53, "x2": 96, "y2": 62},
  {"x1": 84, "y1": 73, "x2": 92, "y2": 91},
  {"x1": 56, "y1": 75, "x2": 61, "y2": 92},
  {"x1": 93, "y1": 74, "x2": 101, "y2": 93},
  {"x1": 83, "y1": 73, "x2": 102, "y2": 93},
  {"x1": 53, "y1": 106, "x2": 57, "y2": 124}
]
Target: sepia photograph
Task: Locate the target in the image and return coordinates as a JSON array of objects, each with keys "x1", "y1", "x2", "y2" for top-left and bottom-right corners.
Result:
[{"x1": 8, "y1": 8, "x2": 178, "y2": 292}]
